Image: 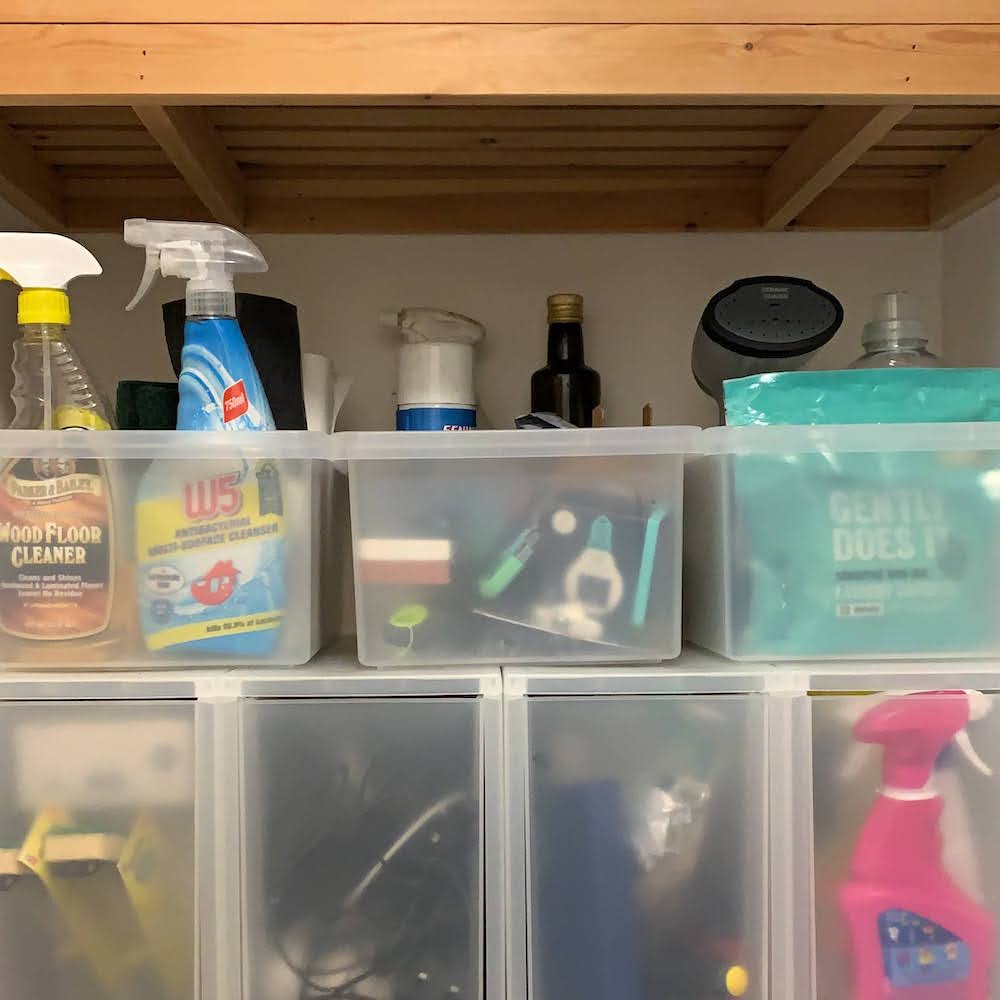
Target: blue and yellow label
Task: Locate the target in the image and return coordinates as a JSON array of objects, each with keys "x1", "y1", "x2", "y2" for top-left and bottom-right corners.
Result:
[
  {"x1": 136, "y1": 460, "x2": 285, "y2": 653},
  {"x1": 879, "y1": 909, "x2": 970, "y2": 987}
]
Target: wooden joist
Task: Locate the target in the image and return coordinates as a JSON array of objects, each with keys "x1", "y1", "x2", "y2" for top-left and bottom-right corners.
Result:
[
  {"x1": 132, "y1": 105, "x2": 246, "y2": 227},
  {"x1": 929, "y1": 127, "x2": 1000, "y2": 229},
  {"x1": 762, "y1": 105, "x2": 913, "y2": 229},
  {"x1": 0, "y1": 97, "x2": 993, "y2": 232},
  {"x1": 4, "y1": 1, "x2": 1000, "y2": 23},
  {"x1": 0, "y1": 122, "x2": 64, "y2": 229},
  {"x1": 0, "y1": 26, "x2": 999, "y2": 103}
]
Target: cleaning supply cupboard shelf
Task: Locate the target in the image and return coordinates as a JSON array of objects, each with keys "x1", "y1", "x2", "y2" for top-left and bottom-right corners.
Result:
[{"x1": 0, "y1": 4, "x2": 998, "y2": 233}]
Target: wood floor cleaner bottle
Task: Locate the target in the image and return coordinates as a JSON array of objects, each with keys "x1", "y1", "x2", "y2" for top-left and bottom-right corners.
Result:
[
  {"x1": 0, "y1": 234, "x2": 116, "y2": 645},
  {"x1": 124, "y1": 220, "x2": 285, "y2": 657}
]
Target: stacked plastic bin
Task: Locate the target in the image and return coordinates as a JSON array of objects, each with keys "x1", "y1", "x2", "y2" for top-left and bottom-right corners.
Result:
[
  {"x1": 685, "y1": 422, "x2": 1000, "y2": 1000},
  {"x1": 0, "y1": 423, "x2": 707, "y2": 1000},
  {"x1": 343, "y1": 427, "x2": 768, "y2": 1000},
  {"x1": 8, "y1": 418, "x2": 996, "y2": 1000}
]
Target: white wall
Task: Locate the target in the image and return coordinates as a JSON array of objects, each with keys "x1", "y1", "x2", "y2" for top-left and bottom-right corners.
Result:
[
  {"x1": 0, "y1": 230, "x2": 943, "y2": 431},
  {"x1": 944, "y1": 199, "x2": 1000, "y2": 366}
]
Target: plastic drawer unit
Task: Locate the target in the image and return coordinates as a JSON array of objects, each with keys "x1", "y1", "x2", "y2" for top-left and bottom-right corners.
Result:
[
  {"x1": 0, "y1": 430, "x2": 329, "y2": 668},
  {"x1": 684, "y1": 423, "x2": 1000, "y2": 660},
  {"x1": 237, "y1": 660, "x2": 505, "y2": 1000},
  {"x1": 342, "y1": 427, "x2": 697, "y2": 667},
  {"x1": 0, "y1": 671, "x2": 219, "y2": 1000},
  {"x1": 770, "y1": 671, "x2": 1000, "y2": 1000},
  {"x1": 504, "y1": 658, "x2": 769, "y2": 1000}
]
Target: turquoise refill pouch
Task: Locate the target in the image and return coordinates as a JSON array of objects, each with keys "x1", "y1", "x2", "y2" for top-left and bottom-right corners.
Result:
[{"x1": 720, "y1": 369, "x2": 1000, "y2": 657}]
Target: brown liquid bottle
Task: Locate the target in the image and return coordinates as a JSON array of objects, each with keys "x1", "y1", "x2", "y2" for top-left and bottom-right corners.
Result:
[
  {"x1": 0, "y1": 234, "x2": 126, "y2": 663},
  {"x1": 530, "y1": 293, "x2": 602, "y2": 428}
]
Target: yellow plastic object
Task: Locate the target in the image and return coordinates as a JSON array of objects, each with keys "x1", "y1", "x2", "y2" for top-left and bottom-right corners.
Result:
[
  {"x1": 725, "y1": 964, "x2": 749, "y2": 997},
  {"x1": 19, "y1": 809, "x2": 150, "y2": 993},
  {"x1": 52, "y1": 404, "x2": 112, "y2": 431},
  {"x1": 17, "y1": 288, "x2": 70, "y2": 326},
  {"x1": 119, "y1": 812, "x2": 194, "y2": 1000}
]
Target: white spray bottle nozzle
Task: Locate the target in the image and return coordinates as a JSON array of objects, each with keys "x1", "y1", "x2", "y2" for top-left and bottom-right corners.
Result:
[
  {"x1": 125, "y1": 246, "x2": 162, "y2": 312},
  {"x1": 952, "y1": 690, "x2": 993, "y2": 778},
  {"x1": 123, "y1": 219, "x2": 267, "y2": 315},
  {"x1": 0, "y1": 233, "x2": 101, "y2": 291},
  {"x1": 955, "y1": 729, "x2": 993, "y2": 777}
]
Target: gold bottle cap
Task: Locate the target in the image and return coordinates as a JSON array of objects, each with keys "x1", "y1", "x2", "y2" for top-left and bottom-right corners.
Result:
[{"x1": 547, "y1": 293, "x2": 583, "y2": 324}]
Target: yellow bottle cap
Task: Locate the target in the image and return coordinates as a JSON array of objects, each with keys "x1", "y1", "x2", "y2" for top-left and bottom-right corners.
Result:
[{"x1": 17, "y1": 288, "x2": 70, "y2": 326}]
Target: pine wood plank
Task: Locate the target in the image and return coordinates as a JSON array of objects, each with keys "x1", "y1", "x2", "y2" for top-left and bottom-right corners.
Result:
[
  {"x1": 1, "y1": 25, "x2": 999, "y2": 102},
  {"x1": 134, "y1": 105, "x2": 246, "y2": 225},
  {"x1": 906, "y1": 107, "x2": 1000, "y2": 127},
  {"x1": 38, "y1": 148, "x2": 169, "y2": 165},
  {"x1": 65, "y1": 171, "x2": 765, "y2": 198},
  {"x1": 794, "y1": 184, "x2": 929, "y2": 228},
  {"x1": 859, "y1": 148, "x2": 959, "y2": 166},
  {"x1": 210, "y1": 106, "x2": 819, "y2": 129},
  {"x1": 884, "y1": 127, "x2": 992, "y2": 147},
  {"x1": 15, "y1": 128, "x2": 158, "y2": 147},
  {"x1": 763, "y1": 105, "x2": 912, "y2": 228},
  {"x1": 4, "y1": 1, "x2": 999, "y2": 23},
  {"x1": 1, "y1": 107, "x2": 140, "y2": 127},
  {"x1": 228, "y1": 148, "x2": 782, "y2": 167},
  {"x1": 218, "y1": 127, "x2": 800, "y2": 148}
]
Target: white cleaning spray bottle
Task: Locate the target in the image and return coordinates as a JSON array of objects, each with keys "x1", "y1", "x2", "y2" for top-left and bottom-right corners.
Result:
[
  {"x1": 381, "y1": 307, "x2": 485, "y2": 430},
  {"x1": 0, "y1": 233, "x2": 107, "y2": 431}
]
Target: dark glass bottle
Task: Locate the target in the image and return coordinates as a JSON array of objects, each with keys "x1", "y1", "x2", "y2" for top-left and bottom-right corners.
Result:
[{"x1": 530, "y1": 293, "x2": 601, "y2": 427}]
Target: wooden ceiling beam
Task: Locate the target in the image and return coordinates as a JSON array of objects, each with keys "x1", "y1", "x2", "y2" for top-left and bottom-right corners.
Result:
[
  {"x1": 762, "y1": 104, "x2": 913, "y2": 229},
  {"x1": 0, "y1": 26, "x2": 998, "y2": 103},
  {"x1": 133, "y1": 105, "x2": 246, "y2": 227},
  {"x1": 0, "y1": 122, "x2": 65, "y2": 230},
  {"x1": 5, "y1": 1, "x2": 1000, "y2": 23},
  {"x1": 929, "y1": 126, "x2": 1000, "y2": 228}
]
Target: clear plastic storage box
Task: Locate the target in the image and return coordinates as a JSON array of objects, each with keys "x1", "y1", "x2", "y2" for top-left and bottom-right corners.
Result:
[
  {"x1": 343, "y1": 428, "x2": 697, "y2": 667},
  {"x1": 505, "y1": 665, "x2": 768, "y2": 1000},
  {"x1": 792, "y1": 690, "x2": 1000, "y2": 1000},
  {"x1": 0, "y1": 431, "x2": 328, "y2": 668},
  {"x1": 0, "y1": 661, "x2": 505, "y2": 1000},
  {"x1": 237, "y1": 664, "x2": 505, "y2": 1000},
  {"x1": 684, "y1": 423, "x2": 1000, "y2": 660},
  {"x1": 0, "y1": 677, "x2": 200, "y2": 1000}
]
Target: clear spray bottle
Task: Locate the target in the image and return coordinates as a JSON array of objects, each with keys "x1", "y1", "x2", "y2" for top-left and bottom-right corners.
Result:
[{"x1": 124, "y1": 219, "x2": 274, "y2": 430}]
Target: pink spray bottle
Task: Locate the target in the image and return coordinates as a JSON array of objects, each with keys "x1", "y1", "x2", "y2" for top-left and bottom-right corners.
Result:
[{"x1": 840, "y1": 690, "x2": 995, "y2": 1000}]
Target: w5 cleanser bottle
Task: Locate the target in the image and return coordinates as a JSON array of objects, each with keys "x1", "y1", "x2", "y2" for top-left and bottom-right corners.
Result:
[
  {"x1": 125, "y1": 219, "x2": 284, "y2": 656},
  {"x1": 0, "y1": 233, "x2": 116, "y2": 645}
]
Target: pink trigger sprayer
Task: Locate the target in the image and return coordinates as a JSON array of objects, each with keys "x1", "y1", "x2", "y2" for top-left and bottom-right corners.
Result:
[{"x1": 840, "y1": 690, "x2": 995, "y2": 1000}]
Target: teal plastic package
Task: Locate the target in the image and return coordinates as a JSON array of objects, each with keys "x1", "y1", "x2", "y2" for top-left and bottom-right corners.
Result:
[
  {"x1": 719, "y1": 369, "x2": 1000, "y2": 657},
  {"x1": 724, "y1": 368, "x2": 1000, "y2": 426}
]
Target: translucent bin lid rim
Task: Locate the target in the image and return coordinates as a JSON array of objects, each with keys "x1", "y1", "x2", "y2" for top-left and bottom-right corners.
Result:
[
  {"x1": 0, "y1": 429, "x2": 330, "y2": 459},
  {"x1": 337, "y1": 426, "x2": 700, "y2": 460},
  {"x1": 701, "y1": 421, "x2": 1000, "y2": 455}
]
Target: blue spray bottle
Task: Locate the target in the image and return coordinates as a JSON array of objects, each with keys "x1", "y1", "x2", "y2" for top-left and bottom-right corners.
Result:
[{"x1": 124, "y1": 220, "x2": 284, "y2": 657}]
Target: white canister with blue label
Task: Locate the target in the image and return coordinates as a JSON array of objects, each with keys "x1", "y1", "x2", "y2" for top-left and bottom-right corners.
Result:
[{"x1": 383, "y1": 307, "x2": 485, "y2": 430}]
